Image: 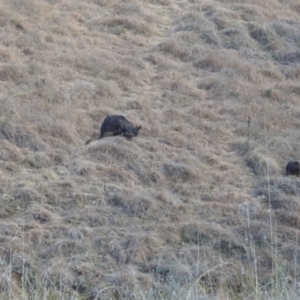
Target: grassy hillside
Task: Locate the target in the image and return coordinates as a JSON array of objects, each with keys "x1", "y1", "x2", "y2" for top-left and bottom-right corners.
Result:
[{"x1": 1, "y1": 0, "x2": 300, "y2": 299}]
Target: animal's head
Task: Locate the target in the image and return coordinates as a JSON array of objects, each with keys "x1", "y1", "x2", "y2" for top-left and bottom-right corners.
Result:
[
  {"x1": 133, "y1": 125, "x2": 141, "y2": 136},
  {"x1": 124, "y1": 126, "x2": 141, "y2": 139}
]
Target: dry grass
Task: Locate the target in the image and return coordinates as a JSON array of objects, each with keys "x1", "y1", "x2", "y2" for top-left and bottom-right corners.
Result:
[{"x1": 1, "y1": 0, "x2": 300, "y2": 299}]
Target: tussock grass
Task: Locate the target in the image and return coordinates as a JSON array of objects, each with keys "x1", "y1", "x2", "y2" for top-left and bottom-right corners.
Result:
[
  {"x1": 101, "y1": 17, "x2": 152, "y2": 36},
  {"x1": 157, "y1": 38, "x2": 190, "y2": 60},
  {"x1": 0, "y1": 64, "x2": 25, "y2": 82},
  {"x1": 1, "y1": 0, "x2": 300, "y2": 299},
  {"x1": 108, "y1": 192, "x2": 159, "y2": 217},
  {"x1": 273, "y1": 47, "x2": 300, "y2": 65},
  {"x1": 0, "y1": 123, "x2": 45, "y2": 151},
  {"x1": 247, "y1": 149, "x2": 280, "y2": 176}
]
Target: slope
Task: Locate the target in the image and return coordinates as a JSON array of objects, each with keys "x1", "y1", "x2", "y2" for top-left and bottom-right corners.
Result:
[{"x1": 1, "y1": 0, "x2": 300, "y2": 299}]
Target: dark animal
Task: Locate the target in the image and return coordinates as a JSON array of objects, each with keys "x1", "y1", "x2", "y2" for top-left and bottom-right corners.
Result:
[
  {"x1": 85, "y1": 115, "x2": 141, "y2": 145},
  {"x1": 286, "y1": 160, "x2": 300, "y2": 177}
]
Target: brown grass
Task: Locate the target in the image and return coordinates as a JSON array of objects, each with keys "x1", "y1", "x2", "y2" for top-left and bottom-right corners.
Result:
[{"x1": 1, "y1": 0, "x2": 300, "y2": 299}]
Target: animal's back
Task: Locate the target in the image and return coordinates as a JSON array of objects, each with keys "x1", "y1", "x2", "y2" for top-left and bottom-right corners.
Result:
[
  {"x1": 102, "y1": 115, "x2": 126, "y2": 125},
  {"x1": 85, "y1": 114, "x2": 140, "y2": 144},
  {"x1": 101, "y1": 115, "x2": 126, "y2": 132}
]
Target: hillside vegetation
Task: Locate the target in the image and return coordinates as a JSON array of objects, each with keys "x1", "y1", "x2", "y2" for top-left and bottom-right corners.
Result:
[{"x1": 1, "y1": 0, "x2": 300, "y2": 299}]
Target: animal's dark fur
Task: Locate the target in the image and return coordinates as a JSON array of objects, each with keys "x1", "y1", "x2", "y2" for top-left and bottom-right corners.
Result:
[
  {"x1": 286, "y1": 160, "x2": 300, "y2": 177},
  {"x1": 85, "y1": 115, "x2": 141, "y2": 145}
]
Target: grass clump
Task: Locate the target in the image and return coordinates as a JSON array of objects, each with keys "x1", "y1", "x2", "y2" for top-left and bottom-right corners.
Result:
[{"x1": 1, "y1": 0, "x2": 300, "y2": 299}]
